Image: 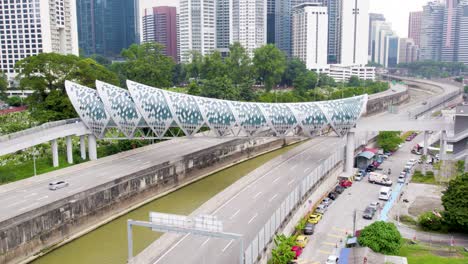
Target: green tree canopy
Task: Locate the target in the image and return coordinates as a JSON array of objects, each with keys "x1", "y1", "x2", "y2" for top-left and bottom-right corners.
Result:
[
  {"x1": 358, "y1": 221, "x2": 402, "y2": 254},
  {"x1": 225, "y1": 42, "x2": 253, "y2": 86},
  {"x1": 112, "y1": 42, "x2": 175, "y2": 88},
  {"x1": 442, "y1": 172, "x2": 468, "y2": 232},
  {"x1": 271, "y1": 234, "x2": 296, "y2": 264},
  {"x1": 0, "y1": 71, "x2": 7, "y2": 100},
  {"x1": 200, "y1": 76, "x2": 239, "y2": 100},
  {"x1": 347, "y1": 76, "x2": 362, "y2": 87},
  {"x1": 377, "y1": 131, "x2": 403, "y2": 152},
  {"x1": 253, "y1": 44, "x2": 286, "y2": 91},
  {"x1": 293, "y1": 70, "x2": 318, "y2": 95},
  {"x1": 200, "y1": 51, "x2": 228, "y2": 80},
  {"x1": 281, "y1": 58, "x2": 308, "y2": 87}
]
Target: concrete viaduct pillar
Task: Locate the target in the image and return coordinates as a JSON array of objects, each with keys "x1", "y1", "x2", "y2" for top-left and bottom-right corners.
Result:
[
  {"x1": 66, "y1": 136, "x2": 73, "y2": 164},
  {"x1": 440, "y1": 131, "x2": 447, "y2": 160},
  {"x1": 423, "y1": 131, "x2": 429, "y2": 156},
  {"x1": 51, "y1": 139, "x2": 59, "y2": 167},
  {"x1": 345, "y1": 131, "x2": 355, "y2": 175},
  {"x1": 80, "y1": 135, "x2": 87, "y2": 160},
  {"x1": 88, "y1": 134, "x2": 97, "y2": 161}
]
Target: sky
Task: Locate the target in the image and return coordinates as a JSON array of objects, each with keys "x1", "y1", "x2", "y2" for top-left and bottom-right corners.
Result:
[{"x1": 139, "y1": 0, "x2": 431, "y2": 38}]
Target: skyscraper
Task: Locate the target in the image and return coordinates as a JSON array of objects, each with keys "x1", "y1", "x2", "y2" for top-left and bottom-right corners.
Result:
[
  {"x1": 292, "y1": 2, "x2": 328, "y2": 72},
  {"x1": 385, "y1": 35, "x2": 400, "y2": 67},
  {"x1": 216, "y1": 0, "x2": 231, "y2": 54},
  {"x1": 370, "y1": 20, "x2": 392, "y2": 64},
  {"x1": 457, "y1": 0, "x2": 468, "y2": 64},
  {"x1": 275, "y1": 0, "x2": 304, "y2": 57},
  {"x1": 368, "y1": 13, "x2": 386, "y2": 59},
  {"x1": 77, "y1": 0, "x2": 139, "y2": 58},
  {"x1": 267, "y1": 0, "x2": 275, "y2": 43},
  {"x1": 340, "y1": 0, "x2": 369, "y2": 66},
  {"x1": 442, "y1": 0, "x2": 459, "y2": 62},
  {"x1": 0, "y1": 0, "x2": 79, "y2": 80},
  {"x1": 142, "y1": 6, "x2": 178, "y2": 62},
  {"x1": 408, "y1": 11, "x2": 423, "y2": 46},
  {"x1": 179, "y1": 0, "x2": 216, "y2": 62},
  {"x1": 420, "y1": 1, "x2": 445, "y2": 61},
  {"x1": 326, "y1": 0, "x2": 342, "y2": 64},
  {"x1": 232, "y1": 0, "x2": 267, "y2": 57},
  {"x1": 399, "y1": 38, "x2": 420, "y2": 63}
]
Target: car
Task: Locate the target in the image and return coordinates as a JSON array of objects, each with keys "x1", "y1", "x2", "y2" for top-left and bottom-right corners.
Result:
[
  {"x1": 362, "y1": 206, "x2": 376, "y2": 219},
  {"x1": 366, "y1": 164, "x2": 375, "y2": 172},
  {"x1": 398, "y1": 175, "x2": 405, "y2": 183},
  {"x1": 303, "y1": 223, "x2": 315, "y2": 235},
  {"x1": 326, "y1": 255, "x2": 339, "y2": 264},
  {"x1": 379, "y1": 154, "x2": 389, "y2": 159},
  {"x1": 384, "y1": 151, "x2": 393, "y2": 156},
  {"x1": 422, "y1": 101, "x2": 428, "y2": 105},
  {"x1": 369, "y1": 201, "x2": 380, "y2": 211},
  {"x1": 322, "y1": 197, "x2": 333, "y2": 206},
  {"x1": 328, "y1": 192, "x2": 338, "y2": 200},
  {"x1": 291, "y1": 245, "x2": 303, "y2": 259},
  {"x1": 48, "y1": 181, "x2": 69, "y2": 190},
  {"x1": 334, "y1": 185, "x2": 345, "y2": 194},
  {"x1": 295, "y1": 235, "x2": 309, "y2": 248},
  {"x1": 308, "y1": 213, "x2": 322, "y2": 224},
  {"x1": 406, "y1": 136, "x2": 412, "y2": 141},
  {"x1": 354, "y1": 173, "x2": 362, "y2": 181},
  {"x1": 339, "y1": 179, "x2": 352, "y2": 188},
  {"x1": 315, "y1": 204, "x2": 328, "y2": 214}
]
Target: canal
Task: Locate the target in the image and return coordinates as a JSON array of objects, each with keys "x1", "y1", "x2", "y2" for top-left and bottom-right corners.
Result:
[{"x1": 32, "y1": 143, "x2": 300, "y2": 264}]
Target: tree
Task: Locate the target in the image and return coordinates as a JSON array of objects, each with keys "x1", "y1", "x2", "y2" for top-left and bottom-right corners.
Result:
[
  {"x1": 281, "y1": 58, "x2": 308, "y2": 87},
  {"x1": 6, "y1": 96, "x2": 22, "y2": 107},
  {"x1": 418, "y1": 211, "x2": 446, "y2": 231},
  {"x1": 113, "y1": 43, "x2": 175, "y2": 88},
  {"x1": 441, "y1": 173, "x2": 468, "y2": 232},
  {"x1": 226, "y1": 42, "x2": 253, "y2": 86},
  {"x1": 293, "y1": 71, "x2": 318, "y2": 95},
  {"x1": 377, "y1": 131, "x2": 403, "y2": 152},
  {"x1": 271, "y1": 235, "x2": 295, "y2": 264},
  {"x1": 318, "y1": 73, "x2": 336, "y2": 87},
  {"x1": 253, "y1": 44, "x2": 286, "y2": 91},
  {"x1": 347, "y1": 76, "x2": 362, "y2": 87},
  {"x1": 187, "y1": 81, "x2": 201, "y2": 95},
  {"x1": 464, "y1": 86, "x2": 468, "y2": 93},
  {"x1": 200, "y1": 51, "x2": 228, "y2": 80},
  {"x1": 357, "y1": 221, "x2": 402, "y2": 254},
  {"x1": 185, "y1": 51, "x2": 204, "y2": 80},
  {"x1": 200, "y1": 76, "x2": 239, "y2": 100},
  {"x1": 0, "y1": 71, "x2": 7, "y2": 100}
]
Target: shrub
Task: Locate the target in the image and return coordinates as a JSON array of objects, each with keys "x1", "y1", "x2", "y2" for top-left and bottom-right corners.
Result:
[
  {"x1": 358, "y1": 221, "x2": 402, "y2": 254},
  {"x1": 418, "y1": 211, "x2": 447, "y2": 232}
]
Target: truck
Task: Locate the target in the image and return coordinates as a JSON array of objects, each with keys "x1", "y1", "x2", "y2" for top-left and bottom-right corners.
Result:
[{"x1": 368, "y1": 172, "x2": 393, "y2": 186}]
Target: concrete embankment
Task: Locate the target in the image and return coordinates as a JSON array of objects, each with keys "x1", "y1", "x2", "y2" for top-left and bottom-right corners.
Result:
[{"x1": 0, "y1": 136, "x2": 300, "y2": 264}]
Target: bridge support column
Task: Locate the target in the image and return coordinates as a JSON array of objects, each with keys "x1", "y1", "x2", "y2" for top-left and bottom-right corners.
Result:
[
  {"x1": 66, "y1": 136, "x2": 73, "y2": 164},
  {"x1": 51, "y1": 139, "x2": 59, "y2": 167},
  {"x1": 88, "y1": 134, "x2": 97, "y2": 161},
  {"x1": 423, "y1": 131, "x2": 429, "y2": 156},
  {"x1": 80, "y1": 135, "x2": 87, "y2": 160},
  {"x1": 440, "y1": 131, "x2": 447, "y2": 160},
  {"x1": 345, "y1": 131, "x2": 355, "y2": 175}
]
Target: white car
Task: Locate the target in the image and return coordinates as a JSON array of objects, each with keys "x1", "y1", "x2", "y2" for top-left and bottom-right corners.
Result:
[
  {"x1": 398, "y1": 175, "x2": 405, "y2": 183},
  {"x1": 48, "y1": 181, "x2": 69, "y2": 190},
  {"x1": 369, "y1": 201, "x2": 381, "y2": 211},
  {"x1": 326, "y1": 255, "x2": 339, "y2": 264}
]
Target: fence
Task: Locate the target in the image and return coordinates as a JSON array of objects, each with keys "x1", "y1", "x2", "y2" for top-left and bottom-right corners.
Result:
[{"x1": 243, "y1": 147, "x2": 345, "y2": 264}]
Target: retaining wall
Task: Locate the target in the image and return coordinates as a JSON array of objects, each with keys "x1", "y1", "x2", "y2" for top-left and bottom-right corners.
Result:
[
  {"x1": 365, "y1": 89, "x2": 410, "y2": 116},
  {"x1": 0, "y1": 137, "x2": 298, "y2": 264}
]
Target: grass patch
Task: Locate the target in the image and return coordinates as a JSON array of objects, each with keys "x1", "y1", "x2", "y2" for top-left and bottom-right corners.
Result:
[
  {"x1": 397, "y1": 240, "x2": 468, "y2": 264},
  {"x1": 399, "y1": 215, "x2": 418, "y2": 226},
  {"x1": 411, "y1": 170, "x2": 437, "y2": 184},
  {"x1": 431, "y1": 110, "x2": 442, "y2": 117},
  {"x1": 401, "y1": 131, "x2": 415, "y2": 140}
]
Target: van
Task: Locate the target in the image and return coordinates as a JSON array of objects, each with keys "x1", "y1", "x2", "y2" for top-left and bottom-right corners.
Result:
[
  {"x1": 379, "y1": 187, "x2": 392, "y2": 201},
  {"x1": 368, "y1": 172, "x2": 393, "y2": 186}
]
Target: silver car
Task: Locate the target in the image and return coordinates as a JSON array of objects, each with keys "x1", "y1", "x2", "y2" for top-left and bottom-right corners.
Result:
[{"x1": 49, "y1": 181, "x2": 69, "y2": 190}]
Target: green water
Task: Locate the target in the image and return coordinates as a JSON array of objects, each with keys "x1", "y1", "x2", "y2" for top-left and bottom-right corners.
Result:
[{"x1": 32, "y1": 144, "x2": 299, "y2": 264}]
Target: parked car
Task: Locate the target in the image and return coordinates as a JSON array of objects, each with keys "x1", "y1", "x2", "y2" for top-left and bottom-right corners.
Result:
[
  {"x1": 315, "y1": 204, "x2": 328, "y2": 214},
  {"x1": 363, "y1": 206, "x2": 376, "y2": 219},
  {"x1": 322, "y1": 197, "x2": 333, "y2": 206},
  {"x1": 291, "y1": 245, "x2": 303, "y2": 259},
  {"x1": 328, "y1": 192, "x2": 338, "y2": 200},
  {"x1": 366, "y1": 164, "x2": 375, "y2": 172},
  {"x1": 295, "y1": 235, "x2": 309, "y2": 248},
  {"x1": 334, "y1": 185, "x2": 345, "y2": 194},
  {"x1": 48, "y1": 181, "x2": 69, "y2": 190},
  {"x1": 368, "y1": 172, "x2": 392, "y2": 186},
  {"x1": 398, "y1": 175, "x2": 405, "y2": 183},
  {"x1": 339, "y1": 179, "x2": 353, "y2": 188},
  {"x1": 326, "y1": 255, "x2": 339, "y2": 264},
  {"x1": 369, "y1": 201, "x2": 380, "y2": 211},
  {"x1": 308, "y1": 213, "x2": 322, "y2": 224},
  {"x1": 303, "y1": 222, "x2": 315, "y2": 235}
]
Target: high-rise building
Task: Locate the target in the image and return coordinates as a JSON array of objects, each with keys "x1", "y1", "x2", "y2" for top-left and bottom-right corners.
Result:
[
  {"x1": 232, "y1": 0, "x2": 267, "y2": 57},
  {"x1": 457, "y1": 0, "x2": 468, "y2": 64},
  {"x1": 179, "y1": 0, "x2": 216, "y2": 62},
  {"x1": 442, "y1": 0, "x2": 460, "y2": 62},
  {"x1": 77, "y1": 0, "x2": 139, "y2": 58},
  {"x1": 0, "y1": 0, "x2": 79, "y2": 81},
  {"x1": 325, "y1": 0, "x2": 341, "y2": 64},
  {"x1": 292, "y1": 2, "x2": 328, "y2": 72},
  {"x1": 399, "y1": 38, "x2": 420, "y2": 63},
  {"x1": 370, "y1": 20, "x2": 392, "y2": 64},
  {"x1": 368, "y1": 13, "x2": 386, "y2": 58},
  {"x1": 216, "y1": 0, "x2": 231, "y2": 54},
  {"x1": 420, "y1": 1, "x2": 445, "y2": 61},
  {"x1": 275, "y1": 0, "x2": 305, "y2": 57},
  {"x1": 142, "y1": 6, "x2": 178, "y2": 62},
  {"x1": 340, "y1": 0, "x2": 369, "y2": 66},
  {"x1": 385, "y1": 35, "x2": 400, "y2": 67},
  {"x1": 267, "y1": 0, "x2": 275, "y2": 43},
  {"x1": 408, "y1": 11, "x2": 423, "y2": 46}
]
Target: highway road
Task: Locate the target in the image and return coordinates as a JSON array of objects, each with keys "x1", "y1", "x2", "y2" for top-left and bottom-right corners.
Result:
[
  {"x1": 0, "y1": 136, "x2": 246, "y2": 222},
  {"x1": 145, "y1": 137, "x2": 344, "y2": 264}
]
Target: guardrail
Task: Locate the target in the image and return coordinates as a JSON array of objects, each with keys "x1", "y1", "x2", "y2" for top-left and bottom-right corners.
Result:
[
  {"x1": 0, "y1": 118, "x2": 82, "y2": 142},
  {"x1": 408, "y1": 89, "x2": 461, "y2": 119},
  {"x1": 243, "y1": 147, "x2": 345, "y2": 264}
]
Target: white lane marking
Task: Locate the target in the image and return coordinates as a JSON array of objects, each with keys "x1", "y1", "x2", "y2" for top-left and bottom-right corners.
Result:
[
  {"x1": 230, "y1": 209, "x2": 241, "y2": 220},
  {"x1": 201, "y1": 238, "x2": 210, "y2": 247},
  {"x1": 37, "y1": 196, "x2": 48, "y2": 201},
  {"x1": 269, "y1": 194, "x2": 278, "y2": 203},
  {"x1": 153, "y1": 233, "x2": 190, "y2": 264},
  {"x1": 222, "y1": 240, "x2": 234, "y2": 252},
  {"x1": 273, "y1": 177, "x2": 281, "y2": 183},
  {"x1": 288, "y1": 179, "x2": 295, "y2": 186},
  {"x1": 291, "y1": 164, "x2": 298, "y2": 170},
  {"x1": 6, "y1": 200, "x2": 24, "y2": 208},
  {"x1": 18, "y1": 202, "x2": 39, "y2": 211},
  {"x1": 304, "y1": 167, "x2": 310, "y2": 173},
  {"x1": 254, "y1": 191, "x2": 262, "y2": 199},
  {"x1": 248, "y1": 213, "x2": 258, "y2": 224},
  {"x1": 23, "y1": 192, "x2": 37, "y2": 198}
]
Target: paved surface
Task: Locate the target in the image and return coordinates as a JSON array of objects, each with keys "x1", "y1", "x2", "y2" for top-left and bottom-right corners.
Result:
[{"x1": 0, "y1": 136, "x2": 245, "y2": 222}]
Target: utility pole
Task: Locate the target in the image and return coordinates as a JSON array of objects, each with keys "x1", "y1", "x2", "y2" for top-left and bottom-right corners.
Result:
[{"x1": 353, "y1": 209, "x2": 357, "y2": 236}]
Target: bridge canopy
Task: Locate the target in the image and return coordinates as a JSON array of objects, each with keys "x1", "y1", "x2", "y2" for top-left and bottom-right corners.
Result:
[{"x1": 65, "y1": 80, "x2": 368, "y2": 139}]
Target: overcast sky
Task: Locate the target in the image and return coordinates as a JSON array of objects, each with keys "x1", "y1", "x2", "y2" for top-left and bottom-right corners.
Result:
[{"x1": 139, "y1": 0, "x2": 430, "y2": 38}]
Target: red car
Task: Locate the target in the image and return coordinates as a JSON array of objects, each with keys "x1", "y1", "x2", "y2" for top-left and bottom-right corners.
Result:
[
  {"x1": 291, "y1": 245, "x2": 303, "y2": 259},
  {"x1": 339, "y1": 179, "x2": 352, "y2": 188}
]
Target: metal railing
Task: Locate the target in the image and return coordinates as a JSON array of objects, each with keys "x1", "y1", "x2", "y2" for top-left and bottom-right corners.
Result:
[
  {"x1": 0, "y1": 118, "x2": 82, "y2": 142},
  {"x1": 408, "y1": 89, "x2": 462, "y2": 119}
]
